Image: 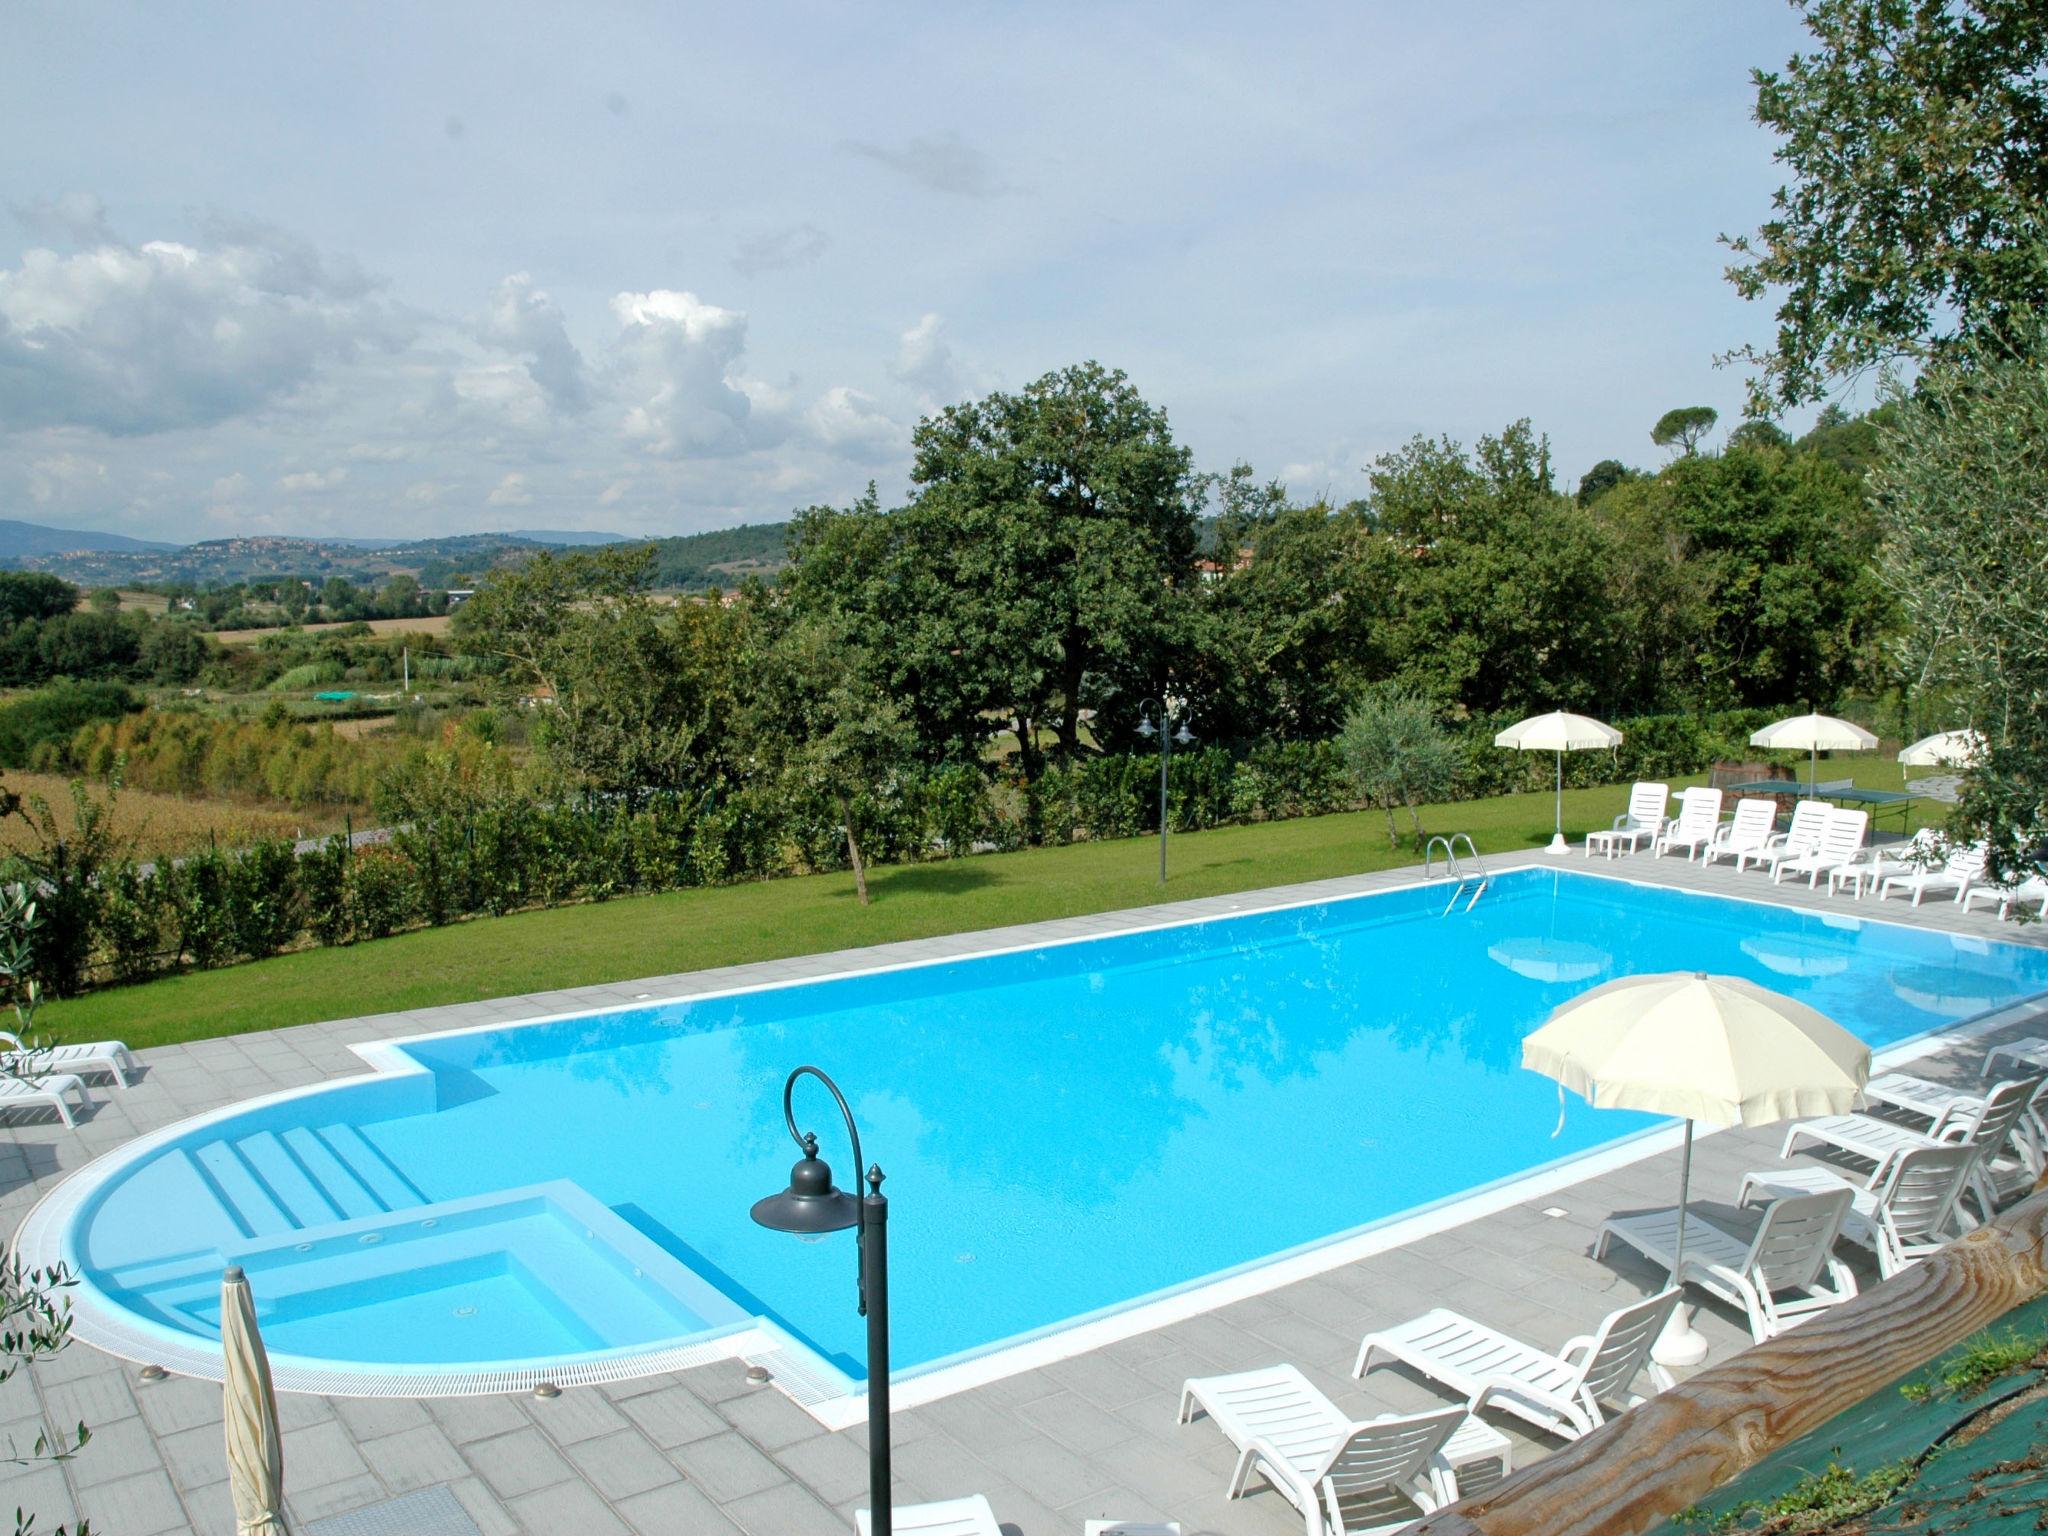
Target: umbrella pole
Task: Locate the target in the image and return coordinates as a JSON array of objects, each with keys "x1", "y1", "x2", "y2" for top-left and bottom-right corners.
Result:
[
  {"x1": 1653, "y1": 1119, "x2": 1711, "y2": 1368},
  {"x1": 1547, "y1": 749, "x2": 1568, "y2": 855}
]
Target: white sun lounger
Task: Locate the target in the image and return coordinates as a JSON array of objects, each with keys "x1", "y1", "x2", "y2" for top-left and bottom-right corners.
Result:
[
  {"x1": 1586, "y1": 782, "x2": 1670, "y2": 859},
  {"x1": 1773, "y1": 807, "x2": 1867, "y2": 887},
  {"x1": 1653, "y1": 787, "x2": 1723, "y2": 860},
  {"x1": 1595, "y1": 1190, "x2": 1856, "y2": 1343},
  {"x1": 1781, "y1": 1075, "x2": 2042, "y2": 1219},
  {"x1": 1084, "y1": 1523, "x2": 1183, "y2": 1535},
  {"x1": 1738, "y1": 1144, "x2": 1976, "y2": 1278},
  {"x1": 1744, "y1": 798, "x2": 1830, "y2": 875},
  {"x1": 1353, "y1": 1288, "x2": 1677, "y2": 1442},
  {"x1": 857, "y1": 1496, "x2": 1001, "y2": 1535},
  {"x1": 0, "y1": 1072, "x2": 91, "y2": 1127},
  {"x1": 1879, "y1": 841, "x2": 1987, "y2": 906},
  {"x1": 1700, "y1": 798, "x2": 1778, "y2": 868},
  {"x1": 1962, "y1": 873, "x2": 2048, "y2": 920},
  {"x1": 1178, "y1": 1364, "x2": 1468, "y2": 1536},
  {"x1": 0, "y1": 1029, "x2": 137, "y2": 1090},
  {"x1": 1828, "y1": 827, "x2": 1939, "y2": 899}
]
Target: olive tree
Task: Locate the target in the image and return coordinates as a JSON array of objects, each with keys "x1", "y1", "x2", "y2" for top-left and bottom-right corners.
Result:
[
  {"x1": 1869, "y1": 334, "x2": 2048, "y2": 889},
  {"x1": 1337, "y1": 691, "x2": 1458, "y2": 848}
]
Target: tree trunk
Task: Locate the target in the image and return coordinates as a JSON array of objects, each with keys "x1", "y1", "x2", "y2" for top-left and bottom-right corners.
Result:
[
  {"x1": 1405, "y1": 792, "x2": 1426, "y2": 844},
  {"x1": 1383, "y1": 798, "x2": 1400, "y2": 848},
  {"x1": 839, "y1": 796, "x2": 869, "y2": 906}
]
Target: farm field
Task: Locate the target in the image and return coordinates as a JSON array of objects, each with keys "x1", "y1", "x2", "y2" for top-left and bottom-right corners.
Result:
[
  {"x1": 208, "y1": 613, "x2": 454, "y2": 646},
  {"x1": 0, "y1": 771, "x2": 342, "y2": 860}
]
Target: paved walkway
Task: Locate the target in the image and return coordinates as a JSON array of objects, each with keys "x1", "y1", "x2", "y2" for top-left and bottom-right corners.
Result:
[{"x1": 4, "y1": 850, "x2": 2044, "y2": 1535}]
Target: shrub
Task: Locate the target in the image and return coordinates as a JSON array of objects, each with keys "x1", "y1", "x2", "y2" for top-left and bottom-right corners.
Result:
[
  {"x1": 0, "y1": 681, "x2": 140, "y2": 769},
  {"x1": 299, "y1": 838, "x2": 351, "y2": 946},
  {"x1": 228, "y1": 840, "x2": 302, "y2": 959},
  {"x1": 100, "y1": 865, "x2": 174, "y2": 984},
  {"x1": 347, "y1": 845, "x2": 416, "y2": 939}
]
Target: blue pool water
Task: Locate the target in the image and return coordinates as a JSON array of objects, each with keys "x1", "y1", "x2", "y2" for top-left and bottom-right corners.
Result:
[{"x1": 63, "y1": 869, "x2": 2048, "y2": 1382}]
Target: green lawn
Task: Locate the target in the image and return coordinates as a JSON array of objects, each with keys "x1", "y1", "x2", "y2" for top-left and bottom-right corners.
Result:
[{"x1": 39, "y1": 768, "x2": 1937, "y2": 1050}]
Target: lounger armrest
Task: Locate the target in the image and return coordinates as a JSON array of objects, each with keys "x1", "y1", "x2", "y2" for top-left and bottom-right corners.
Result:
[
  {"x1": 1231, "y1": 1435, "x2": 1303, "y2": 1500},
  {"x1": 1555, "y1": 1334, "x2": 1597, "y2": 1368},
  {"x1": 1471, "y1": 1372, "x2": 1567, "y2": 1423}
]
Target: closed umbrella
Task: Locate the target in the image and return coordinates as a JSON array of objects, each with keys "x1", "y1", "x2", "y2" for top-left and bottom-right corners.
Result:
[
  {"x1": 1494, "y1": 711, "x2": 1623, "y2": 856},
  {"x1": 1749, "y1": 713, "x2": 1878, "y2": 796},
  {"x1": 222, "y1": 1266, "x2": 290, "y2": 1536},
  {"x1": 1899, "y1": 729, "x2": 1983, "y2": 768},
  {"x1": 1522, "y1": 972, "x2": 1868, "y2": 1366}
]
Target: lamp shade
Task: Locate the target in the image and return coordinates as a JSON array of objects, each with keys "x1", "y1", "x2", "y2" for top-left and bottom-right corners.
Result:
[{"x1": 751, "y1": 1140, "x2": 860, "y2": 1235}]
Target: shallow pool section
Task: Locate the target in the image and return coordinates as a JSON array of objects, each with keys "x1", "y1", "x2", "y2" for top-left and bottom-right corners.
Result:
[{"x1": 41, "y1": 868, "x2": 2048, "y2": 1392}]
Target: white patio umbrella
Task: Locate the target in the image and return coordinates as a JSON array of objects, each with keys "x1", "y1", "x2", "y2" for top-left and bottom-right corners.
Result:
[
  {"x1": 1494, "y1": 711, "x2": 1624, "y2": 855},
  {"x1": 222, "y1": 1266, "x2": 291, "y2": 1536},
  {"x1": 1748, "y1": 713, "x2": 1878, "y2": 796},
  {"x1": 1899, "y1": 729, "x2": 1983, "y2": 768},
  {"x1": 1522, "y1": 972, "x2": 1868, "y2": 1367}
]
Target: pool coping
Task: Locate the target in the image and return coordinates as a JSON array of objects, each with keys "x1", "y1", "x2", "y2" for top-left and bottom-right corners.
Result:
[{"x1": 13, "y1": 857, "x2": 2048, "y2": 1427}]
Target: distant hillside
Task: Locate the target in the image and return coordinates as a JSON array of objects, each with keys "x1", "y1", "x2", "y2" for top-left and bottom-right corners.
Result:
[
  {"x1": 645, "y1": 522, "x2": 790, "y2": 589},
  {"x1": 508, "y1": 529, "x2": 632, "y2": 546},
  {"x1": 0, "y1": 518, "x2": 178, "y2": 560}
]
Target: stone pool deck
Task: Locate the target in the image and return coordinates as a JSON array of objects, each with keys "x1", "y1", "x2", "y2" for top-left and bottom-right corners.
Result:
[{"x1": 4, "y1": 851, "x2": 2046, "y2": 1535}]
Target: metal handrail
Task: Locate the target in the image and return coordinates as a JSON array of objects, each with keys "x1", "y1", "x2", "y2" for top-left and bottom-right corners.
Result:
[{"x1": 1425, "y1": 833, "x2": 1489, "y2": 913}]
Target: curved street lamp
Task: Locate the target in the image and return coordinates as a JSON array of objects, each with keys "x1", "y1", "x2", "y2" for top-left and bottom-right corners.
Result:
[
  {"x1": 1136, "y1": 697, "x2": 1194, "y2": 884},
  {"x1": 750, "y1": 1067, "x2": 891, "y2": 1534}
]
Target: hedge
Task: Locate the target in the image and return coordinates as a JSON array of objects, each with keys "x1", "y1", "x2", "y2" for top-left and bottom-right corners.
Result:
[{"x1": 21, "y1": 704, "x2": 1799, "y2": 996}]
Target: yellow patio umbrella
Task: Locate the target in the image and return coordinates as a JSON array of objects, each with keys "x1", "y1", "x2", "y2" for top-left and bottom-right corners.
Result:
[
  {"x1": 1522, "y1": 972, "x2": 1868, "y2": 1366},
  {"x1": 1493, "y1": 711, "x2": 1623, "y2": 855},
  {"x1": 222, "y1": 1266, "x2": 291, "y2": 1536}
]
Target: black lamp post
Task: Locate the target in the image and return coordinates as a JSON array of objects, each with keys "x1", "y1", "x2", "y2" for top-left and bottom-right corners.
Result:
[
  {"x1": 1136, "y1": 697, "x2": 1194, "y2": 884},
  {"x1": 750, "y1": 1066, "x2": 891, "y2": 1533}
]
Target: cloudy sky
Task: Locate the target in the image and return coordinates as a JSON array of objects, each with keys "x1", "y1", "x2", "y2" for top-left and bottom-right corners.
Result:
[{"x1": 1, "y1": 2, "x2": 1822, "y2": 544}]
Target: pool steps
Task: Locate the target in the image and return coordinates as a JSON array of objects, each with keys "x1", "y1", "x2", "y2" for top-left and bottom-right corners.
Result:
[{"x1": 180, "y1": 1124, "x2": 429, "y2": 1241}]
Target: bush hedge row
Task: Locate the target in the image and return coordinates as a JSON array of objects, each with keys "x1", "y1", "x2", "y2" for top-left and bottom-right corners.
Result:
[{"x1": 26, "y1": 704, "x2": 1796, "y2": 995}]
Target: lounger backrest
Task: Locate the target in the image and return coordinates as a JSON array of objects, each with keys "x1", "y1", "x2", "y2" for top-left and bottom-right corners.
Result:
[
  {"x1": 1727, "y1": 799, "x2": 1777, "y2": 848},
  {"x1": 1744, "y1": 1189, "x2": 1852, "y2": 1294},
  {"x1": 1964, "y1": 1076, "x2": 2044, "y2": 1160},
  {"x1": 1876, "y1": 1145, "x2": 1974, "y2": 1246},
  {"x1": 1321, "y1": 1406, "x2": 1465, "y2": 1502},
  {"x1": 1816, "y1": 808, "x2": 1868, "y2": 861},
  {"x1": 1781, "y1": 799, "x2": 1830, "y2": 854},
  {"x1": 1626, "y1": 782, "x2": 1669, "y2": 830},
  {"x1": 1575, "y1": 1287, "x2": 1682, "y2": 1406},
  {"x1": 1674, "y1": 787, "x2": 1721, "y2": 838},
  {"x1": 1943, "y1": 841, "x2": 1989, "y2": 880}
]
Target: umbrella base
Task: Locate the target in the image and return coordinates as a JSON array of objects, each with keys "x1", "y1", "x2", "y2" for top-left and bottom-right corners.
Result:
[
  {"x1": 1652, "y1": 1307, "x2": 1711, "y2": 1367},
  {"x1": 1545, "y1": 833, "x2": 1570, "y2": 855}
]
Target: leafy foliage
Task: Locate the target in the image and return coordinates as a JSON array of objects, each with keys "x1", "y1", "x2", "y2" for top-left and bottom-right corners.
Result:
[
  {"x1": 1725, "y1": 0, "x2": 2048, "y2": 410},
  {"x1": 1653, "y1": 406, "x2": 1719, "y2": 456},
  {"x1": 1869, "y1": 334, "x2": 2048, "y2": 885},
  {"x1": 1337, "y1": 692, "x2": 1458, "y2": 847}
]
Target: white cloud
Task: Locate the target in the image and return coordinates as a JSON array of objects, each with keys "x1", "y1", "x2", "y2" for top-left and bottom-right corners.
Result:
[
  {"x1": 277, "y1": 466, "x2": 348, "y2": 493},
  {"x1": 0, "y1": 225, "x2": 402, "y2": 436},
  {"x1": 478, "y1": 273, "x2": 589, "y2": 413},
  {"x1": 209, "y1": 471, "x2": 250, "y2": 500},
  {"x1": 403, "y1": 480, "x2": 442, "y2": 505},
  {"x1": 892, "y1": 312, "x2": 961, "y2": 403},
  {"x1": 27, "y1": 451, "x2": 107, "y2": 505},
  {"x1": 486, "y1": 471, "x2": 532, "y2": 506},
  {"x1": 598, "y1": 479, "x2": 630, "y2": 505},
  {"x1": 11, "y1": 191, "x2": 118, "y2": 248},
  {"x1": 611, "y1": 288, "x2": 767, "y2": 458},
  {"x1": 805, "y1": 386, "x2": 905, "y2": 461}
]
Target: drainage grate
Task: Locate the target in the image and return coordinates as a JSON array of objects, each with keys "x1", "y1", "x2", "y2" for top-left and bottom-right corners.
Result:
[{"x1": 303, "y1": 1486, "x2": 481, "y2": 1536}]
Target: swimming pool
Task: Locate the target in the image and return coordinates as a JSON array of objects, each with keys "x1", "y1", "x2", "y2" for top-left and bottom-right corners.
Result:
[{"x1": 29, "y1": 867, "x2": 2048, "y2": 1401}]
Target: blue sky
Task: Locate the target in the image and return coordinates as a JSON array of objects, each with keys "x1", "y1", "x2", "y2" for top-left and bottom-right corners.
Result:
[{"x1": 0, "y1": 2, "x2": 1825, "y2": 543}]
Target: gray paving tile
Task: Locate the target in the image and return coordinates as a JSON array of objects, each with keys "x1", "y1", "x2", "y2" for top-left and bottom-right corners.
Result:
[
  {"x1": 666, "y1": 1429, "x2": 787, "y2": 1502},
  {"x1": 616, "y1": 1479, "x2": 747, "y2": 1535},
  {"x1": 561, "y1": 1428, "x2": 678, "y2": 1501},
  {"x1": 614, "y1": 1382, "x2": 728, "y2": 1448},
  {"x1": 465, "y1": 1424, "x2": 577, "y2": 1499},
  {"x1": 356, "y1": 1423, "x2": 471, "y2": 1492},
  {"x1": 506, "y1": 1477, "x2": 632, "y2": 1534},
  {"x1": 74, "y1": 1468, "x2": 189, "y2": 1536}
]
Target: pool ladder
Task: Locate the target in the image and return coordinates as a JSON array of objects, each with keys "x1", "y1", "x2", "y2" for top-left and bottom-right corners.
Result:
[{"x1": 1424, "y1": 833, "x2": 1490, "y2": 914}]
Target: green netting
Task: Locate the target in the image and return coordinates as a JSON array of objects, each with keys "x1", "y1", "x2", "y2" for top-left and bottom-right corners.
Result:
[{"x1": 1652, "y1": 1290, "x2": 2048, "y2": 1533}]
